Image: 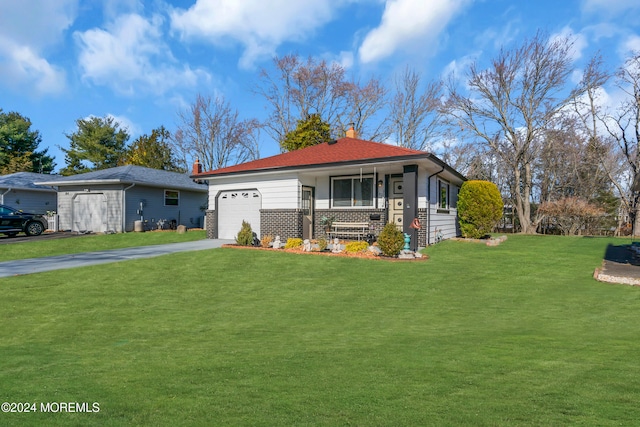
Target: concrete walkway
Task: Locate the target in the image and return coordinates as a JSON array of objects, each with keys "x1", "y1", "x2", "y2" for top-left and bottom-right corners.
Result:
[{"x1": 0, "y1": 239, "x2": 234, "y2": 278}]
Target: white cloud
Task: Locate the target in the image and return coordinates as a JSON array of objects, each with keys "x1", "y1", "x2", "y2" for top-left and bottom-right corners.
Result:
[
  {"x1": 442, "y1": 53, "x2": 476, "y2": 83},
  {"x1": 550, "y1": 26, "x2": 589, "y2": 62},
  {"x1": 106, "y1": 113, "x2": 141, "y2": 137},
  {"x1": 358, "y1": 0, "x2": 473, "y2": 64},
  {"x1": 582, "y1": 0, "x2": 640, "y2": 15},
  {"x1": 75, "y1": 13, "x2": 210, "y2": 95},
  {"x1": 0, "y1": 0, "x2": 76, "y2": 96},
  {"x1": 170, "y1": 0, "x2": 341, "y2": 69},
  {"x1": 0, "y1": 39, "x2": 67, "y2": 96},
  {"x1": 621, "y1": 35, "x2": 640, "y2": 57}
]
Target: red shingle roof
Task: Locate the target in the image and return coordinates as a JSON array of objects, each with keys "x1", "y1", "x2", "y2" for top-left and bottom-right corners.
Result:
[{"x1": 195, "y1": 137, "x2": 427, "y2": 177}]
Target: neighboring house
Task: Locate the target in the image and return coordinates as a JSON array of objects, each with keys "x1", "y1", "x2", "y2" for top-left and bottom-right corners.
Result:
[
  {"x1": 192, "y1": 128, "x2": 466, "y2": 249},
  {"x1": 36, "y1": 165, "x2": 208, "y2": 233},
  {"x1": 0, "y1": 172, "x2": 63, "y2": 213}
]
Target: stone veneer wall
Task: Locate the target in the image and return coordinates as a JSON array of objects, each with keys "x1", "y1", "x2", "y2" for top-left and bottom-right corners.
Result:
[
  {"x1": 315, "y1": 209, "x2": 387, "y2": 239},
  {"x1": 205, "y1": 210, "x2": 217, "y2": 239},
  {"x1": 260, "y1": 209, "x2": 303, "y2": 241}
]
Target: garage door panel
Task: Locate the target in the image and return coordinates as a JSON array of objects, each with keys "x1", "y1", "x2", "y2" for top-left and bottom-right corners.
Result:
[
  {"x1": 73, "y1": 194, "x2": 107, "y2": 233},
  {"x1": 218, "y1": 190, "x2": 261, "y2": 240}
]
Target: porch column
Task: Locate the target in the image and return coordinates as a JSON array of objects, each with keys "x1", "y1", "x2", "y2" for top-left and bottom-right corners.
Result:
[{"x1": 403, "y1": 165, "x2": 418, "y2": 251}]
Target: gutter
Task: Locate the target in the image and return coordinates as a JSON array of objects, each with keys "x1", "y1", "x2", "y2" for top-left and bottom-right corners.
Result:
[
  {"x1": 122, "y1": 183, "x2": 136, "y2": 232},
  {"x1": 426, "y1": 166, "x2": 445, "y2": 246}
]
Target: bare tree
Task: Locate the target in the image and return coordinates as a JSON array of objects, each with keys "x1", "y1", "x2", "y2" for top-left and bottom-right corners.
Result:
[
  {"x1": 445, "y1": 32, "x2": 584, "y2": 234},
  {"x1": 385, "y1": 67, "x2": 443, "y2": 151},
  {"x1": 340, "y1": 78, "x2": 389, "y2": 141},
  {"x1": 601, "y1": 52, "x2": 640, "y2": 235},
  {"x1": 255, "y1": 54, "x2": 387, "y2": 147},
  {"x1": 174, "y1": 94, "x2": 260, "y2": 171}
]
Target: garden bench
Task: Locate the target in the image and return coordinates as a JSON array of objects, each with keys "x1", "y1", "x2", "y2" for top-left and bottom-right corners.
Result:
[{"x1": 328, "y1": 221, "x2": 369, "y2": 241}]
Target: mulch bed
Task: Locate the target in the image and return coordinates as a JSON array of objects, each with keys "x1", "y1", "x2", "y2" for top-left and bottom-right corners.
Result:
[{"x1": 221, "y1": 244, "x2": 429, "y2": 261}]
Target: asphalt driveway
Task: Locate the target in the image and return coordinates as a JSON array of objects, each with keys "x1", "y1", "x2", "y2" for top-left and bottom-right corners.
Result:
[
  {"x1": 0, "y1": 231, "x2": 86, "y2": 244},
  {"x1": 0, "y1": 239, "x2": 233, "y2": 278}
]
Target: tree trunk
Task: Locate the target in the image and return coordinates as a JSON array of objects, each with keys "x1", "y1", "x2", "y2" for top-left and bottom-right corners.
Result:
[
  {"x1": 513, "y1": 164, "x2": 536, "y2": 234},
  {"x1": 632, "y1": 195, "x2": 640, "y2": 238}
]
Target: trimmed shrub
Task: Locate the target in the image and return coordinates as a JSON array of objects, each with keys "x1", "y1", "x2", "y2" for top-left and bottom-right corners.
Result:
[
  {"x1": 261, "y1": 235, "x2": 273, "y2": 248},
  {"x1": 377, "y1": 223, "x2": 404, "y2": 257},
  {"x1": 344, "y1": 240, "x2": 369, "y2": 253},
  {"x1": 284, "y1": 238, "x2": 303, "y2": 249},
  {"x1": 317, "y1": 237, "x2": 328, "y2": 251},
  {"x1": 235, "y1": 220, "x2": 254, "y2": 246},
  {"x1": 458, "y1": 180, "x2": 503, "y2": 239}
]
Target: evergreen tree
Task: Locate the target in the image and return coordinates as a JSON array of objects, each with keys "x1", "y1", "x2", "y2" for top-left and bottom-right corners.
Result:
[
  {"x1": 281, "y1": 114, "x2": 331, "y2": 152},
  {"x1": 60, "y1": 116, "x2": 129, "y2": 175},
  {"x1": 0, "y1": 109, "x2": 55, "y2": 173},
  {"x1": 121, "y1": 126, "x2": 183, "y2": 171}
]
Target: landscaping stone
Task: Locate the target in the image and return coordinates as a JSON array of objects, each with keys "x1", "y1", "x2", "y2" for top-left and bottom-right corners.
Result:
[{"x1": 176, "y1": 225, "x2": 187, "y2": 234}]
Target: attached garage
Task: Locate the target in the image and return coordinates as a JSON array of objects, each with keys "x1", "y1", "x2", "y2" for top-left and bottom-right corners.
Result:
[
  {"x1": 217, "y1": 189, "x2": 261, "y2": 239},
  {"x1": 73, "y1": 193, "x2": 107, "y2": 232}
]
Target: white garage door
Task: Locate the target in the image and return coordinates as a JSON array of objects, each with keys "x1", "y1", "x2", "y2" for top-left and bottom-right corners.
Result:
[
  {"x1": 73, "y1": 194, "x2": 107, "y2": 232},
  {"x1": 218, "y1": 190, "x2": 261, "y2": 240}
]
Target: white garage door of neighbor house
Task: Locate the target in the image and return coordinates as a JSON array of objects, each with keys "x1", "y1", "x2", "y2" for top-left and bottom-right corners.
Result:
[
  {"x1": 218, "y1": 190, "x2": 261, "y2": 240},
  {"x1": 73, "y1": 194, "x2": 107, "y2": 233}
]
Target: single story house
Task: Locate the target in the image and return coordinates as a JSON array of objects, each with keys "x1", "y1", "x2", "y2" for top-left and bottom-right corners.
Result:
[
  {"x1": 192, "y1": 128, "x2": 466, "y2": 249},
  {"x1": 0, "y1": 172, "x2": 63, "y2": 214},
  {"x1": 37, "y1": 165, "x2": 208, "y2": 233}
]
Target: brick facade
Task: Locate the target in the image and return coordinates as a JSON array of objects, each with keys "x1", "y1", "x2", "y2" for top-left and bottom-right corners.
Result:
[
  {"x1": 208, "y1": 207, "x2": 429, "y2": 247},
  {"x1": 417, "y1": 208, "x2": 427, "y2": 248},
  {"x1": 315, "y1": 208, "x2": 387, "y2": 239},
  {"x1": 260, "y1": 209, "x2": 303, "y2": 241}
]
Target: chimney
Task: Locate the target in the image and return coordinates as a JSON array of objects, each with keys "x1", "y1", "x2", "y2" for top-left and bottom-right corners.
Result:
[
  {"x1": 192, "y1": 158, "x2": 202, "y2": 175},
  {"x1": 346, "y1": 124, "x2": 357, "y2": 139}
]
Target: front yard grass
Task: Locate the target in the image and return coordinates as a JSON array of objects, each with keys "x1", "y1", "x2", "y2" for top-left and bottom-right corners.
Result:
[
  {"x1": 0, "y1": 230, "x2": 207, "y2": 262},
  {"x1": 1, "y1": 235, "x2": 639, "y2": 425}
]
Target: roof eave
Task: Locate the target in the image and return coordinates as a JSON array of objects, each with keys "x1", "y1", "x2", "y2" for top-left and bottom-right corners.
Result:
[
  {"x1": 35, "y1": 179, "x2": 207, "y2": 192},
  {"x1": 191, "y1": 154, "x2": 432, "y2": 180}
]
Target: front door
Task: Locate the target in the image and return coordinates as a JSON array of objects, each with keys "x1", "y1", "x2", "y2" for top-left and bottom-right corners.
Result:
[
  {"x1": 389, "y1": 177, "x2": 403, "y2": 230},
  {"x1": 302, "y1": 186, "x2": 314, "y2": 240}
]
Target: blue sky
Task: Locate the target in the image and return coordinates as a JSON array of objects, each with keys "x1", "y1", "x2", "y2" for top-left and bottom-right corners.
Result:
[{"x1": 1, "y1": 0, "x2": 639, "y2": 173}]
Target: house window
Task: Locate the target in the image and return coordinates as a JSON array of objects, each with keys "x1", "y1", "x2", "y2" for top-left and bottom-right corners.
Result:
[
  {"x1": 439, "y1": 180, "x2": 449, "y2": 212},
  {"x1": 165, "y1": 190, "x2": 179, "y2": 206},
  {"x1": 331, "y1": 175, "x2": 374, "y2": 208}
]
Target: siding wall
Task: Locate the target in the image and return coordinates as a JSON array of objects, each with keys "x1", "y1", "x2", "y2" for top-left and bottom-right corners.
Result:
[
  {"x1": 0, "y1": 189, "x2": 57, "y2": 214},
  {"x1": 124, "y1": 186, "x2": 206, "y2": 232},
  {"x1": 207, "y1": 174, "x2": 299, "y2": 211},
  {"x1": 56, "y1": 185, "x2": 123, "y2": 232},
  {"x1": 426, "y1": 175, "x2": 460, "y2": 243},
  {"x1": 57, "y1": 184, "x2": 206, "y2": 233}
]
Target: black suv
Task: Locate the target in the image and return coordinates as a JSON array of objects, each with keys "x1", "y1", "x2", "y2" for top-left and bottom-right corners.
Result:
[{"x1": 0, "y1": 204, "x2": 48, "y2": 237}]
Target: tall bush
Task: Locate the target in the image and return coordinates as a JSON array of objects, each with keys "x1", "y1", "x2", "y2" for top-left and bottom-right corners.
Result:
[
  {"x1": 235, "y1": 220, "x2": 254, "y2": 246},
  {"x1": 377, "y1": 223, "x2": 404, "y2": 257},
  {"x1": 458, "y1": 180, "x2": 503, "y2": 239},
  {"x1": 537, "y1": 197, "x2": 605, "y2": 235}
]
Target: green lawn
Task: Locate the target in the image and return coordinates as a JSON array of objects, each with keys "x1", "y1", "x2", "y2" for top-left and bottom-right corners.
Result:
[
  {"x1": 1, "y1": 235, "x2": 639, "y2": 426},
  {"x1": 0, "y1": 230, "x2": 207, "y2": 262}
]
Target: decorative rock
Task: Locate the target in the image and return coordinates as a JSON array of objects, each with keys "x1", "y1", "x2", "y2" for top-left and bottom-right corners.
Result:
[
  {"x1": 398, "y1": 249, "x2": 415, "y2": 259},
  {"x1": 176, "y1": 225, "x2": 187, "y2": 234},
  {"x1": 368, "y1": 245, "x2": 382, "y2": 256},
  {"x1": 414, "y1": 252, "x2": 423, "y2": 258}
]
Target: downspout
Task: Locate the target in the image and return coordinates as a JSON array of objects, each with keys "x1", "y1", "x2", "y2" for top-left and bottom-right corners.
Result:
[
  {"x1": 426, "y1": 166, "x2": 445, "y2": 246},
  {"x1": 122, "y1": 183, "x2": 136, "y2": 232},
  {"x1": 1, "y1": 187, "x2": 11, "y2": 205}
]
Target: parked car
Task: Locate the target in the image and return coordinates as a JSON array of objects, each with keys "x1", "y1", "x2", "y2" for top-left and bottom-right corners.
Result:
[{"x1": 0, "y1": 204, "x2": 48, "y2": 237}]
